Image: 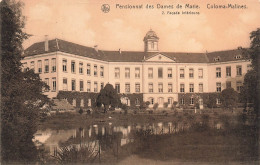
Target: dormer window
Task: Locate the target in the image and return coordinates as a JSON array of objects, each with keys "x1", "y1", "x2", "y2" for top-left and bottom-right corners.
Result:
[
  {"x1": 235, "y1": 55, "x2": 242, "y2": 59},
  {"x1": 214, "y1": 57, "x2": 220, "y2": 62}
]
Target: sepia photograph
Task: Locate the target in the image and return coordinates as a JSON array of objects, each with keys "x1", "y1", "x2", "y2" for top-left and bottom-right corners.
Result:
[{"x1": 1, "y1": 0, "x2": 260, "y2": 164}]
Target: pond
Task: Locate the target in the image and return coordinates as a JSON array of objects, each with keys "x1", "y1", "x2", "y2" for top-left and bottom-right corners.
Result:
[{"x1": 34, "y1": 114, "x2": 258, "y2": 164}]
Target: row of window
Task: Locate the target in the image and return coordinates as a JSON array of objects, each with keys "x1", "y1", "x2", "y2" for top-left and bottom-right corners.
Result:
[
  {"x1": 114, "y1": 67, "x2": 204, "y2": 79},
  {"x1": 24, "y1": 58, "x2": 57, "y2": 73},
  {"x1": 148, "y1": 97, "x2": 175, "y2": 105},
  {"x1": 63, "y1": 60, "x2": 104, "y2": 77},
  {"x1": 216, "y1": 81, "x2": 243, "y2": 92},
  {"x1": 215, "y1": 65, "x2": 251, "y2": 78},
  {"x1": 23, "y1": 59, "x2": 105, "y2": 77},
  {"x1": 115, "y1": 83, "x2": 141, "y2": 93}
]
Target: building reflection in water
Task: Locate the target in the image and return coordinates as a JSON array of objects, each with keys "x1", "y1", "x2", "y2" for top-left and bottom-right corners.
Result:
[{"x1": 34, "y1": 120, "x2": 223, "y2": 156}]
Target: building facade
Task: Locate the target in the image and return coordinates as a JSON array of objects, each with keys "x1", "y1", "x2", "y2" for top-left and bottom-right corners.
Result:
[{"x1": 22, "y1": 30, "x2": 251, "y2": 108}]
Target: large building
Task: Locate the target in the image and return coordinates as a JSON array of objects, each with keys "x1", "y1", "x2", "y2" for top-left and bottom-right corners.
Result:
[{"x1": 22, "y1": 30, "x2": 251, "y2": 109}]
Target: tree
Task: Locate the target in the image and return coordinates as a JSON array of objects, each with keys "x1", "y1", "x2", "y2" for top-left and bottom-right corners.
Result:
[
  {"x1": 241, "y1": 28, "x2": 259, "y2": 115},
  {"x1": 206, "y1": 94, "x2": 217, "y2": 109},
  {"x1": 1, "y1": 0, "x2": 49, "y2": 163},
  {"x1": 96, "y1": 84, "x2": 120, "y2": 113},
  {"x1": 220, "y1": 88, "x2": 239, "y2": 110}
]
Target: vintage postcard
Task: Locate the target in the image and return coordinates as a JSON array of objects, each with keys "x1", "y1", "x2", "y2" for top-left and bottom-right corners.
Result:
[{"x1": 1, "y1": 0, "x2": 260, "y2": 164}]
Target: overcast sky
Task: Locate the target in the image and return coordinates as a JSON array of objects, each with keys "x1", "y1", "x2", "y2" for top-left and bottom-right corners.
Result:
[{"x1": 21, "y1": 0, "x2": 260, "y2": 52}]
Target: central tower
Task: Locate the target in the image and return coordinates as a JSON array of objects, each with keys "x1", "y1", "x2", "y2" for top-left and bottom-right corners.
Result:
[{"x1": 143, "y1": 29, "x2": 159, "y2": 52}]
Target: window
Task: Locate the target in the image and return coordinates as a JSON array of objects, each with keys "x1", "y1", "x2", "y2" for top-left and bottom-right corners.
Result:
[
  {"x1": 236, "y1": 81, "x2": 242, "y2": 93},
  {"x1": 148, "y1": 68, "x2": 153, "y2": 78},
  {"x1": 80, "y1": 99, "x2": 84, "y2": 107},
  {"x1": 125, "y1": 68, "x2": 130, "y2": 78},
  {"x1": 226, "y1": 66, "x2": 231, "y2": 77},
  {"x1": 168, "y1": 98, "x2": 173, "y2": 105},
  {"x1": 23, "y1": 62, "x2": 28, "y2": 72},
  {"x1": 94, "y1": 65, "x2": 97, "y2": 76},
  {"x1": 247, "y1": 64, "x2": 251, "y2": 71},
  {"x1": 216, "y1": 67, "x2": 221, "y2": 78},
  {"x1": 51, "y1": 58, "x2": 56, "y2": 72},
  {"x1": 235, "y1": 55, "x2": 242, "y2": 59},
  {"x1": 216, "y1": 98, "x2": 221, "y2": 105},
  {"x1": 135, "y1": 83, "x2": 140, "y2": 93},
  {"x1": 30, "y1": 61, "x2": 35, "y2": 71},
  {"x1": 180, "y1": 98, "x2": 185, "y2": 105},
  {"x1": 62, "y1": 59, "x2": 67, "y2": 72},
  {"x1": 149, "y1": 98, "x2": 154, "y2": 105},
  {"x1": 52, "y1": 78, "x2": 56, "y2": 91},
  {"x1": 100, "y1": 66, "x2": 104, "y2": 77},
  {"x1": 125, "y1": 83, "x2": 130, "y2": 93},
  {"x1": 79, "y1": 62, "x2": 83, "y2": 74},
  {"x1": 94, "y1": 82, "x2": 98, "y2": 92},
  {"x1": 199, "y1": 83, "x2": 203, "y2": 92},
  {"x1": 189, "y1": 84, "x2": 194, "y2": 93},
  {"x1": 87, "y1": 64, "x2": 91, "y2": 75},
  {"x1": 135, "y1": 98, "x2": 140, "y2": 106},
  {"x1": 190, "y1": 97, "x2": 194, "y2": 105},
  {"x1": 87, "y1": 81, "x2": 91, "y2": 92},
  {"x1": 72, "y1": 99, "x2": 76, "y2": 107},
  {"x1": 158, "y1": 68, "x2": 163, "y2": 78},
  {"x1": 72, "y1": 80, "x2": 76, "y2": 91},
  {"x1": 44, "y1": 78, "x2": 49, "y2": 91},
  {"x1": 198, "y1": 69, "x2": 203, "y2": 78},
  {"x1": 63, "y1": 78, "x2": 68, "y2": 91},
  {"x1": 236, "y1": 65, "x2": 242, "y2": 76},
  {"x1": 180, "y1": 69, "x2": 184, "y2": 78},
  {"x1": 189, "y1": 68, "x2": 194, "y2": 78},
  {"x1": 226, "y1": 81, "x2": 231, "y2": 88},
  {"x1": 115, "y1": 67, "x2": 120, "y2": 78},
  {"x1": 168, "y1": 68, "x2": 172, "y2": 78},
  {"x1": 168, "y1": 83, "x2": 172, "y2": 93},
  {"x1": 115, "y1": 83, "x2": 120, "y2": 93},
  {"x1": 216, "y1": 82, "x2": 221, "y2": 92},
  {"x1": 158, "y1": 97, "x2": 164, "y2": 105},
  {"x1": 101, "y1": 82, "x2": 104, "y2": 89},
  {"x1": 158, "y1": 83, "x2": 163, "y2": 93},
  {"x1": 135, "y1": 67, "x2": 140, "y2": 78},
  {"x1": 214, "y1": 57, "x2": 220, "y2": 62},
  {"x1": 44, "y1": 59, "x2": 49, "y2": 73},
  {"x1": 80, "y1": 80, "x2": 84, "y2": 91},
  {"x1": 71, "y1": 61, "x2": 75, "y2": 73},
  {"x1": 180, "y1": 84, "x2": 185, "y2": 93},
  {"x1": 37, "y1": 60, "x2": 42, "y2": 73},
  {"x1": 149, "y1": 83, "x2": 153, "y2": 93}
]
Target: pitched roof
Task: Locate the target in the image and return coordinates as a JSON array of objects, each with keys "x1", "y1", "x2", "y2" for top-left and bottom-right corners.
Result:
[{"x1": 23, "y1": 38, "x2": 248, "y2": 63}]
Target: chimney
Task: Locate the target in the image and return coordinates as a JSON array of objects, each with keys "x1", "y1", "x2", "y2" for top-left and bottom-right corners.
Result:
[
  {"x1": 119, "y1": 48, "x2": 121, "y2": 54},
  {"x1": 94, "y1": 45, "x2": 98, "y2": 52},
  {"x1": 44, "y1": 35, "x2": 49, "y2": 52}
]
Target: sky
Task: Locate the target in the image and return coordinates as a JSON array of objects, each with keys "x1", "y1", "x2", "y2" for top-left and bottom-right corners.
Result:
[{"x1": 21, "y1": 0, "x2": 260, "y2": 52}]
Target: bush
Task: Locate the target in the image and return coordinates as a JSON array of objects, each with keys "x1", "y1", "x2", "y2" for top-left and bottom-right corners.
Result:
[
  {"x1": 78, "y1": 108, "x2": 83, "y2": 115},
  {"x1": 153, "y1": 103, "x2": 159, "y2": 110},
  {"x1": 163, "y1": 102, "x2": 168, "y2": 108}
]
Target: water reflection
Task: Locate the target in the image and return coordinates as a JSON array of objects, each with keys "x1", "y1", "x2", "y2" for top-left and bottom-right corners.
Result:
[{"x1": 34, "y1": 116, "x2": 258, "y2": 164}]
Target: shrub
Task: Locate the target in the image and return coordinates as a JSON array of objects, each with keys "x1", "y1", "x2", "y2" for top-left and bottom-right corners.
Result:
[
  {"x1": 163, "y1": 102, "x2": 168, "y2": 108},
  {"x1": 153, "y1": 103, "x2": 159, "y2": 110},
  {"x1": 78, "y1": 108, "x2": 83, "y2": 115}
]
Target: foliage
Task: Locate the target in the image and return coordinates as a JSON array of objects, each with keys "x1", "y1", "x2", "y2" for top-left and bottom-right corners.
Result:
[
  {"x1": 1, "y1": 0, "x2": 49, "y2": 163},
  {"x1": 153, "y1": 103, "x2": 159, "y2": 110},
  {"x1": 79, "y1": 108, "x2": 83, "y2": 115},
  {"x1": 163, "y1": 102, "x2": 168, "y2": 108},
  {"x1": 140, "y1": 101, "x2": 149, "y2": 110},
  {"x1": 220, "y1": 88, "x2": 238, "y2": 109},
  {"x1": 96, "y1": 83, "x2": 120, "y2": 113},
  {"x1": 241, "y1": 28, "x2": 259, "y2": 114},
  {"x1": 53, "y1": 145, "x2": 98, "y2": 164},
  {"x1": 206, "y1": 93, "x2": 217, "y2": 109},
  {"x1": 171, "y1": 101, "x2": 178, "y2": 110}
]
